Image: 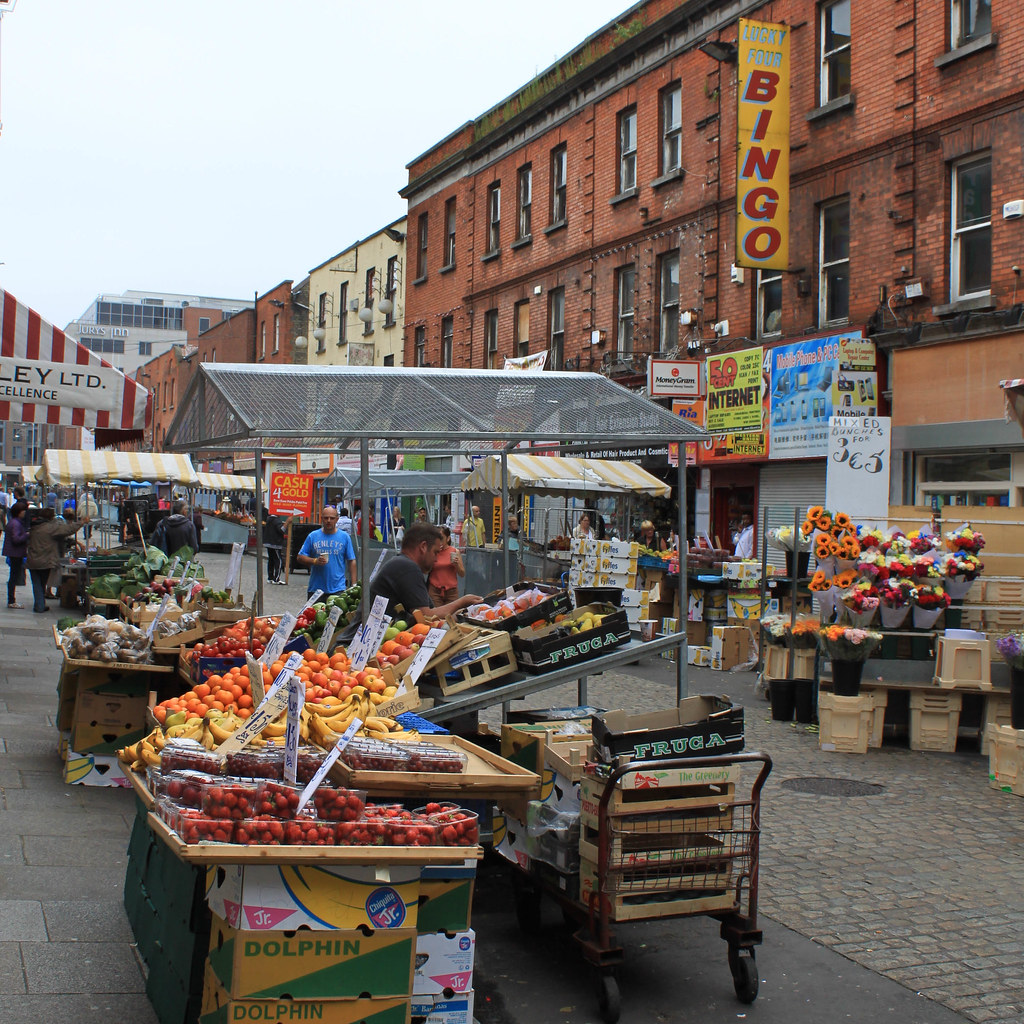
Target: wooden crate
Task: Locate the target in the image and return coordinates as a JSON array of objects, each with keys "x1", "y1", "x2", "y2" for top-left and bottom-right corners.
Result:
[
  {"x1": 579, "y1": 772, "x2": 735, "y2": 832},
  {"x1": 418, "y1": 628, "x2": 517, "y2": 696},
  {"x1": 932, "y1": 636, "x2": 991, "y2": 690},
  {"x1": 909, "y1": 691, "x2": 962, "y2": 752},
  {"x1": 818, "y1": 692, "x2": 883, "y2": 754},
  {"x1": 987, "y1": 724, "x2": 1024, "y2": 796},
  {"x1": 579, "y1": 822, "x2": 734, "y2": 867},
  {"x1": 982, "y1": 693, "x2": 1013, "y2": 754}
]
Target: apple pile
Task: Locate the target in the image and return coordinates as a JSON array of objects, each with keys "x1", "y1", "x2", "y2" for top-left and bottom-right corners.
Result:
[{"x1": 372, "y1": 620, "x2": 432, "y2": 669}]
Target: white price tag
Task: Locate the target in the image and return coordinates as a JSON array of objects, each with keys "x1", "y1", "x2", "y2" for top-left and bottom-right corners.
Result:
[
  {"x1": 301, "y1": 590, "x2": 324, "y2": 613},
  {"x1": 347, "y1": 595, "x2": 391, "y2": 671},
  {"x1": 245, "y1": 652, "x2": 265, "y2": 705},
  {"x1": 179, "y1": 560, "x2": 194, "y2": 583},
  {"x1": 317, "y1": 606, "x2": 343, "y2": 654},
  {"x1": 225, "y1": 542, "x2": 245, "y2": 593},
  {"x1": 145, "y1": 593, "x2": 172, "y2": 639},
  {"x1": 283, "y1": 674, "x2": 304, "y2": 784},
  {"x1": 167, "y1": 556, "x2": 181, "y2": 579},
  {"x1": 400, "y1": 626, "x2": 448, "y2": 689},
  {"x1": 368, "y1": 550, "x2": 388, "y2": 585},
  {"x1": 215, "y1": 653, "x2": 302, "y2": 757},
  {"x1": 295, "y1": 717, "x2": 364, "y2": 814},
  {"x1": 259, "y1": 613, "x2": 297, "y2": 666}
]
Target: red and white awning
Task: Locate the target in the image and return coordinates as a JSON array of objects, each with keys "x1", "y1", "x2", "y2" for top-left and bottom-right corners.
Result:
[{"x1": 0, "y1": 289, "x2": 150, "y2": 434}]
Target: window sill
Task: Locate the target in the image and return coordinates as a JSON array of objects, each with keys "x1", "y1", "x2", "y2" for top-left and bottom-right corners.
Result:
[
  {"x1": 412, "y1": 275, "x2": 427, "y2": 286},
  {"x1": 383, "y1": 321, "x2": 396, "y2": 330},
  {"x1": 336, "y1": 340, "x2": 347, "y2": 347},
  {"x1": 932, "y1": 294, "x2": 995, "y2": 316},
  {"x1": 511, "y1": 236, "x2": 532, "y2": 251},
  {"x1": 651, "y1": 168, "x2": 686, "y2": 191},
  {"x1": 544, "y1": 220, "x2": 568, "y2": 236},
  {"x1": 935, "y1": 33, "x2": 997, "y2": 69},
  {"x1": 806, "y1": 93, "x2": 855, "y2": 124},
  {"x1": 610, "y1": 187, "x2": 639, "y2": 207},
  {"x1": 439, "y1": 263, "x2": 455, "y2": 275},
  {"x1": 481, "y1": 249, "x2": 501, "y2": 263}
]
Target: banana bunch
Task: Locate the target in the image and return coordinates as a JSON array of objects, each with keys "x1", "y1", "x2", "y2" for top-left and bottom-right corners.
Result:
[
  {"x1": 118, "y1": 726, "x2": 166, "y2": 771},
  {"x1": 306, "y1": 689, "x2": 406, "y2": 747}
]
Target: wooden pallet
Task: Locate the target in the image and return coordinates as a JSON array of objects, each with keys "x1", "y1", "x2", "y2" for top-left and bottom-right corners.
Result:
[
  {"x1": 418, "y1": 628, "x2": 517, "y2": 696},
  {"x1": 580, "y1": 822, "x2": 735, "y2": 864},
  {"x1": 580, "y1": 773, "x2": 735, "y2": 827}
]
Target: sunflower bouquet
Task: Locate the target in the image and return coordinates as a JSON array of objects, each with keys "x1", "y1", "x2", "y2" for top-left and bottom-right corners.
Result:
[{"x1": 817, "y1": 624, "x2": 883, "y2": 663}]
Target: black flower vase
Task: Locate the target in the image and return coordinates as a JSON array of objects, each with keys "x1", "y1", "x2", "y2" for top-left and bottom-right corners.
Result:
[
  {"x1": 770, "y1": 678, "x2": 796, "y2": 721},
  {"x1": 1011, "y1": 667, "x2": 1024, "y2": 730},
  {"x1": 785, "y1": 549, "x2": 811, "y2": 579},
  {"x1": 832, "y1": 659, "x2": 864, "y2": 697}
]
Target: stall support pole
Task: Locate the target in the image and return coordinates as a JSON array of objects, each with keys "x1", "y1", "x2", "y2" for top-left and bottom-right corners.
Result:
[
  {"x1": 501, "y1": 449, "x2": 510, "y2": 589},
  {"x1": 578, "y1": 675, "x2": 588, "y2": 706},
  {"x1": 359, "y1": 439, "x2": 370, "y2": 626},
  {"x1": 676, "y1": 456, "x2": 689, "y2": 701},
  {"x1": 254, "y1": 444, "x2": 265, "y2": 617}
]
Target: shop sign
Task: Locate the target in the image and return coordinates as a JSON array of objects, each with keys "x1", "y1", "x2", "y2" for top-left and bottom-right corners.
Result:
[
  {"x1": 768, "y1": 331, "x2": 868, "y2": 459},
  {"x1": 268, "y1": 472, "x2": 314, "y2": 516},
  {"x1": 648, "y1": 359, "x2": 702, "y2": 398},
  {"x1": 698, "y1": 431, "x2": 768, "y2": 464},
  {"x1": 504, "y1": 352, "x2": 547, "y2": 371},
  {"x1": 825, "y1": 416, "x2": 891, "y2": 519},
  {"x1": 705, "y1": 346, "x2": 764, "y2": 434},
  {"x1": 735, "y1": 18, "x2": 790, "y2": 271},
  {"x1": 670, "y1": 399, "x2": 704, "y2": 466}
]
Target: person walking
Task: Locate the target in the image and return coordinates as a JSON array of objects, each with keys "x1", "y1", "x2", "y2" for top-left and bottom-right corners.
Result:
[
  {"x1": 27, "y1": 508, "x2": 89, "y2": 614},
  {"x1": 463, "y1": 505, "x2": 487, "y2": 547},
  {"x1": 296, "y1": 505, "x2": 357, "y2": 599},
  {"x1": 263, "y1": 510, "x2": 290, "y2": 585},
  {"x1": 383, "y1": 505, "x2": 406, "y2": 546},
  {"x1": 428, "y1": 526, "x2": 465, "y2": 606},
  {"x1": 3, "y1": 499, "x2": 30, "y2": 608},
  {"x1": 150, "y1": 500, "x2": 199, "y2": 555}
]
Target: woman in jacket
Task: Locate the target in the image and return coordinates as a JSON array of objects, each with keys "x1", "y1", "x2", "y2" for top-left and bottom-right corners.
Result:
[
  {"x1": 27, "y1": 508, "x2": 88, "y2": 613},
  {"x1": 3, "y1": 500, "x2": 30, "y2": 608}
]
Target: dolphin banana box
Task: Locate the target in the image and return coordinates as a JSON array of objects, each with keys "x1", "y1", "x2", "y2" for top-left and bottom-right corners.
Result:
[
  {"x1": 410, "y1": 991, "x2": 474, "y2": 1024},
  {"x1": 207, "y1": 863, "x2": 421, "y2": 933},
  {"x1": 207, "y1": 913, "x2": 416, "y2": 1000},
  {"x1": 413, "y1": 930, "x2": 475, "y2": 995},
  {"x1": 200, "y1": 966, "x2": 412, "y2": 1024},
  {"x1": 63, "y1": 748, "x2": 131, "y2": 787}
]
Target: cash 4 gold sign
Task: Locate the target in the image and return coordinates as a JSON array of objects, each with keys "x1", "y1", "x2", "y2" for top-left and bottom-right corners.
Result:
[{"x1": 735, "y1": 18, "x2": 790, "y2": 270}]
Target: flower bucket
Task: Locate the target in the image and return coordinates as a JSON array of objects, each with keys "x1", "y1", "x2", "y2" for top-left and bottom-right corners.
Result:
[
  {"x1": 831, "y1": 659, "x2": 864, "y2": 697},
  {"x1": 815, "y1": 587, "x2": 838, "y2": 622},
  {"x1": 879, "y1": 603, "x2": 909, "y2": 629},
  {"x1": 785, "y1": 550, "x2": 811, "y2": 580},
  {"x1": 912, "y1": 605, "x2": 943, "y2": 630},
  {"x1": 943, "y1": 576, "x2": 975, "y2": 601},
  {"x1": 843, "y1": 606, "x2": 878, "y2": 629}
]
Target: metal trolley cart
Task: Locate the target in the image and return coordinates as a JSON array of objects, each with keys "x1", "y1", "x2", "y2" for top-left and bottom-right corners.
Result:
[{"x1": 512, "y1": 752, "x2": 772, "y2": 1023}]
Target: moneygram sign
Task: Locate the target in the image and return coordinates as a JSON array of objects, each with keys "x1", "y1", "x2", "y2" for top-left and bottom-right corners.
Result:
[
  {"x1": 736, "y1": 18, "x2": 790, "y2": 271},
  {"x1": 647, "y1": 358, "x2": 702, "y2": 399}
]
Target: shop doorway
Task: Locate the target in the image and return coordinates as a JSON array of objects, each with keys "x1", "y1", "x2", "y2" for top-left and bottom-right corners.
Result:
[{"x1": 713, "y1": 485, "x2": 755, "y2": 553}]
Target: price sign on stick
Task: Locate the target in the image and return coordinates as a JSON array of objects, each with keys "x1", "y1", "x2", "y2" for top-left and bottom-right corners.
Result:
[
  {"x1": 216, "y1": 653, "x2": 302, "y2": 758},
  {"x1": 145, "y1": 593, "x2": 172, "y2": 639},
  {"x1": 301, "y1": 590, "x2": 324, "y2": 613},
  {"x1": 295, "y1": 718, "x2": 364, "y2": 815},
  {"x1": 259, "y1": 613, "x2": 297, "y2": 665},
  {"x1": 283, "y1": 674, "x2": 304, "y2": 784},
  {"x1": 347, "y1": 596, "x2": 391, "y2": 671},
  {"x1": 225, "y1": 542, "x2": 245, "y2": 593},
  {"x1": 399, "y1": 627, "x2": 447, "y2": 690},
  {"x1": 368, "y1": 550, "x2": 388, "y2": 585},
  {"x1": 167, "y1": 556, "x2": 181, "y2": 579},
  {"x1": 245, "y1": 652, "x2": 266, "y2": 705},
  {"x1": 317, "y1": 606, "x2": 343, "y2": 653}
]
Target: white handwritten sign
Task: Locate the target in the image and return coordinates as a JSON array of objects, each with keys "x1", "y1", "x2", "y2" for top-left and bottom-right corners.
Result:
[{"x1": 825, "y1": 415, "x2": 891, "y2": 520}]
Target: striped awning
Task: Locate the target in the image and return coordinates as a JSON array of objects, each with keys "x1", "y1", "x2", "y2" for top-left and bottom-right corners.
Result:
[
  {"x1": 194, "y1": 472, "x2": 255, "y2": 491},
  {"x1": 0, "y1": 290, "x2": 150, "y2": 434},
  {"x1": 460, "y1": 454, "x2": 670, "y2": 497},
  {"x1": 38, "y1": 450, "x2": 198, "y2": 486},
  {"x1": 22, "y1": 465, "x2": 41, "y2": 482}
]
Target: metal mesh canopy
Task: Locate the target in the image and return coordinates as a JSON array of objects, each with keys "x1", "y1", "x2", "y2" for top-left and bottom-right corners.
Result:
[
  {"x1": 322, "y1": 467, "x2": 467, "y2": 495},
  {"x1": 163, "y1": 364, "x2": 704, "y2": 452}
]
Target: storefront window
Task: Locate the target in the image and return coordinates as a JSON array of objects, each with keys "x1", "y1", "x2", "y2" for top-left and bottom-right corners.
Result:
[{"x1": 917, "y1": 452, "x2": 1011, "y2": 506}]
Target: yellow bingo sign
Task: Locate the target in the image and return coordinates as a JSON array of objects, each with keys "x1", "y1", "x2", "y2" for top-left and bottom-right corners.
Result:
[{"x1": 736, "y1": 19, "x2": 790, "y2": 271}]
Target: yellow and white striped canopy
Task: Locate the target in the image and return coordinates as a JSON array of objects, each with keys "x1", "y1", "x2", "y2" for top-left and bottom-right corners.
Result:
[
  {"x1": 194, "y1": 472, "x2": 256, "y2": 491},
  {"x1": 38, "y1": 450, "x2": 198, "y2": 486},
  {"x1": 21, "y1": 465, "x2": 41, "y2": 482},
  {"x1": 460, "y1": 454, "x2": 670, "y2": 497}
]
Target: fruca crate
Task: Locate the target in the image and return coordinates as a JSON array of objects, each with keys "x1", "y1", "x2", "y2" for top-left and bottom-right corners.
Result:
[
  {"x1": 909, "y1": 691, "x2": 962, "y2": 753},
  {"x1": 418, "y1": 628, "x2": 517, "y2": 697},
  {"x1": 986, "y1": 724, "x2": 1024, "y2": 796}
]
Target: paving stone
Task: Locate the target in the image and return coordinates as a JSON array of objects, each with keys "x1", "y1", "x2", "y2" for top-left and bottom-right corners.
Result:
[
  {"x1": 20, "y1": 940, "x2": 145, "y2": 993},
  {"x1": 0, "y1": 902, "x2": 46, "y2": 941},
  {"x1": 0, "y1": 864, "x2": 126, "y2": 902},
  {"x1": 0, "y1": 942, "x2": 26, "y2": 994},
  {"x1": 41, "y1": 900, "x2": 134, "y2": 942}
]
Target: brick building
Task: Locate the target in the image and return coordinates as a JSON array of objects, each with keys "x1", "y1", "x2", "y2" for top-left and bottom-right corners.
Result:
[{"x1": 402, "y1": 0, "x2": 1024, "y2": 549}]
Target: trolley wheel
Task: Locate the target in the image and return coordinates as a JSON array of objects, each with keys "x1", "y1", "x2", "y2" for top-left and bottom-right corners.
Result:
[
  {"x1": 596, "y1": 973, "x2": 621, "y2": 1024},
  {"x1": 513, "y1": 881, "x2": 542, "y2": 935},
  {"x1": 729, "y1": 948, "x2": 759, "y2": 1004}
]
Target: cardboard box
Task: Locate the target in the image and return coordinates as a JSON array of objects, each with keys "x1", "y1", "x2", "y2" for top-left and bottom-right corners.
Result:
[
  {"x1": 71, "y1": 689, "x2": 149, "y2": 755},
  {"x1": 207, "y1": 914, "x2": 416, "y2": 999},
  {"x1": 687, "y1": 589, "x2": 704, "y2": 622},
  {"x1": 206, "y1": 863, "x2": 421, "y2": 932},
  {"x1": 618, "y1": 589, "x2": 650, "y2": 610},
  {"x1": 686, "y1": 620, "x2": 707, "y2": 647},
  {"x1": 199, "y1": 969, "x2": 411, "y2": 1024},
  {"x1": 417, "y1": 864, "x2": 476, "y2": 935},
  {"x1": 596, "y1": 554, "x2": 638, "y2": 573},
  {"x1": 410, "y1": 992, "x2": 474, "y2": 1024},
  {"x1": 727, "y1": 594, "x2": 763, "y2": 622},
  {"x1": 491, "y1": 810, "x2": 529, "y2": 870},
  {"x1": 62, "y1": 749, "x2": 131, "y2": 787},
  {"x1": 413, "y1": 931, "x2": 475, "y2": 995},
  {"x1": 709, "y1": 625, "x2": 754, "y2": 671},
  {"x1": 592, "y1": 696, "x2": 744, "y2": 762},
  {"x1": 687, "y1": 645, "x2": 712, "y2": 666},
  {"x1": 511, "y1": 603, "x2": 631, "y2": 673},
  {"x1": 596, "y1": 540, "x2": 639, "y2": 558}
]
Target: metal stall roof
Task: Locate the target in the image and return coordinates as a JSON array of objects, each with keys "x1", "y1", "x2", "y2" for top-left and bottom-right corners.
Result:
[
  {"x1": 460, "y1": 453, "x2": 671, "y2": 497},
  {"x1": 163, "y1": 364, "x2": 703, "y2": 453},
  {"x1": 321, "y1": 467, "x2": 468, "y2": 495}
]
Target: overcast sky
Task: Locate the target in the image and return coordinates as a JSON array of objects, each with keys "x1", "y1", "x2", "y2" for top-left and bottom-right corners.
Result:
[{"x1": 0, "y1": 0, "x2": 632, "y2": 328}]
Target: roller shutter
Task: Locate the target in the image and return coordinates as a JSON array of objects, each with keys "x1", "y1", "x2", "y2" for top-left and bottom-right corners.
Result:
[{"x1": 757, "y1": 460, "x2": 827, "y2": 574}]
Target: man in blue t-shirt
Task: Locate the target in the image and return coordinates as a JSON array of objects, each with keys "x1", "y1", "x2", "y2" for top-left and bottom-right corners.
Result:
[{"x1": 296, "y1": 506, "x2": 357, "y2": 598}]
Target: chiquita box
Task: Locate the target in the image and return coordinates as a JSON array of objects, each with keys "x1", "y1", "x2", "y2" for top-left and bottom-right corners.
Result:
[
  {"x1": 414, "y1": 930, "x2": 475, "y2": 995},
  {"x1": 206, "y1": 863, "x2": 421, "y2": 932}
]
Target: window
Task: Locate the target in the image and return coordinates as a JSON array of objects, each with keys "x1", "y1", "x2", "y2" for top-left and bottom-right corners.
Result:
[
  {"x1": 317, "y1": 292, "x2": 327, "y2": 329},
  {"x1": 517, "y1": 165, "x2": 532, "y2": 240},
  {"x1": 444, "y1": 198, "x2": 456, "y2": 268},
  {"x1": 383, "y1": 354, "x2": 395, "y2": 367},
  {"x1": 441, "y1": 316, "x2": 453, "y2": 367},
  {"x1": 338, "y1": 282, "x2": 348, "y2": 344},
  {"x1": 484, "y1": 309, "x2": 498, "y2": 369},
  {"x1": 548, "y1": 288, "x2": 565, "y2": 370},
  {"x1": 819, "y1": 199, "x2": 850, "y2": 325},
  {"x1": 757, "y1": 270, "x2": 783, "y2": 337},
  {"x1": 951, "y1": 156, "x2": 991, "y2": 300},
  {"x1": 384, "y1": 257, "x2": 397, "y2": 328},
  {"x1": 211, "y1": 347, "x2": 216, "y2": 362},
  {"x1": 487, "y1": 183, "x2": 501, "y2": 253},
  {"x1": 138, "y1": 341, "x2": 152, "y2": 356},
  {"x1": 198, "y1": 316, "x2": 210, "y2": 334},
  {"x1": 260, "y1": 321, "x2": 266, "y2": 359},
  {"x1": 416, "y1": 213, "x2": 428, "y2": 280},
  {"x1": 414, "y1": 326, "x2": 426, "y2": 366},
  {"x1": 659, "y1": 253, "x2": 679, "y2": 352},
  {"x1": 661, "y1": 85, "x2": 682, "y2": 175},
  {"x1": 952, "y1": 0, "x2": 991, "y2": 47},
  {"x1": 515, "y1": 301, "x2": 530, "y2": 357},
  {"x1": 169, "y1": 379, "x2": 175, "y2": 407},
  {"x1": 618, "y1": 107, "x2": 637, "y2": 193},
  {"x1": 364, "y1": 269, "x2": 375, "y2": 335},
  {"x1": 273, "y1": 314, "x2": 280, "y2": 354},
  {"x1": 820, "y1": 0, "x2": 851, "y2": 104},
  {"x1": 550, "y1": 145, "x2": 567, "y2": 225},
  {"x1": 617, "y1": 265, "x2": 636, "y2": 356}
]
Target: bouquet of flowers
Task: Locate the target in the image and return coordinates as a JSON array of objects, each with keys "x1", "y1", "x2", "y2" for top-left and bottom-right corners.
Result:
[
  {"x1": 995, "y1": 632, "x2": 1024, "y2": 671},
  {"x1": 878, "y1": 577, "x2": 914, "y2": 628},
  {"x1": 856, "y1": 550, "x2": 889, "y2": 582},
  {"x1": 789, "y1": 616, "x2": 821, "y2": 649},
  {"x1": 911, "y1": 555, "x2": 942, "y2": 580},
  {"x1": 879, "y1": 530, "x2": 906, "y2": 555},
  {"x1": 945, "y1": 526, "x2": 985, "y2": 554},
  {"x1": 906, "y1": 530, "x2": 942, "y2": 556},
  {"x1": 818, "y1": 624, "x2": 883, "y2": 663},
  {"x1": 910, "y1": 582, "x2": 951, "y2": 629},
  {"x1": 840, "y1": 581, "x2": 879, "y2": 627},
  {"x1": 942, "y1": 552, "x2": 983, "y2": 580},
  {"x1": 885, "y1": 553, "x2": 916, "y2": 579},
  {"x1": 760, "y1": 615, "x2": 789, "y2": 646},
  {"x1": 858, "y1": 527, "x2": 885, "y2": 550},
  {"x1": 767, "y1": 526, "x2": 811, "y2": 551}
]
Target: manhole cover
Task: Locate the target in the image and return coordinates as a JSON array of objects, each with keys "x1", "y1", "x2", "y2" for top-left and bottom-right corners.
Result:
[{"x1": 781, "y1": 776, "x2": 884, "y2": 797}]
